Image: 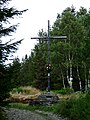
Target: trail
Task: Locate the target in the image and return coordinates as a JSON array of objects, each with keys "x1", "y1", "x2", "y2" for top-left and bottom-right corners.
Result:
[{"x1": 5, "y1": 108, "x2": 68, "y2": 120}]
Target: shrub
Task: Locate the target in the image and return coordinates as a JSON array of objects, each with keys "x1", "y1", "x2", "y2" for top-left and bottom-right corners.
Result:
[
  {"x1": 53, "y1": 89, "x2": 90, "y2": 120},
  {"x1": 53, "y1": 87, "x2": 74, "y2": 95},
  {"x1": 16, "y1": 87, "x2": 23, "y2": 93},
  {"x1": 0, "y1": 107, "x2": 8, "y2": 120}
]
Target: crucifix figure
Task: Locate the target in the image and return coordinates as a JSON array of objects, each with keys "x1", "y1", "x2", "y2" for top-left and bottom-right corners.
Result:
[{"x1": 31, "y1": 20, "x2": 67, "y2": 93}]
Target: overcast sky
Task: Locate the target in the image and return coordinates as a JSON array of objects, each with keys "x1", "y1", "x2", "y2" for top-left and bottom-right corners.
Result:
[{"x1": 8, "y1": 0, "x2": 90, "y2": 60}]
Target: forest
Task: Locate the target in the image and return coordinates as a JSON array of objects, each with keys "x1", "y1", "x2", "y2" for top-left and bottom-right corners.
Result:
[
  {"x1": 7, "y1": 6, "x2": 90, "y2": 93},
  {"x1": 0, "y1": 0, "x2": 90, "y2": 104},
  {"x1": 0, "y1": 1, "x2": 90, "y2": 120}
]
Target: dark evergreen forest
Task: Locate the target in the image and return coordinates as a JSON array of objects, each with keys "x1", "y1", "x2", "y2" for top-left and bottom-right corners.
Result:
[{"x1": 0, "y1": 0, "x2": 27, "y2": 104}]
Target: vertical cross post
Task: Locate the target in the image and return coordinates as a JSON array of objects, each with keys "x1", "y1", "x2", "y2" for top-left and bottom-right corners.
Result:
[
  {"x1": 47, "y1": 20, "x2": 50, "y2": 93},
  {"x1": 31, "y1": 20, "x2": 67, "y2": 93}
]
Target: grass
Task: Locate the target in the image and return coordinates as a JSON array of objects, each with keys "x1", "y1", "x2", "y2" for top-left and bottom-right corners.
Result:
[
  {"x1": 10, "y1": 86, "x2": 41, "y2": 101},
  {"x1": 7, "y1": 87, "x2": 90, "y2": 120},
  {"x1": 7, "y1": 102, "x2": 55, "y2": 112},
  {"x1": 10, "y1": 86, "x2": 75, "y2": 102},
  {"x1": 52, "y1": 87, "x2": 74, "y2": 95},
  {"x1": 11, "y1": 86, "x2": 41, "y2": 95},
  {"x1": 52, "y1": 90, "x2": 90, "y2": 120}
]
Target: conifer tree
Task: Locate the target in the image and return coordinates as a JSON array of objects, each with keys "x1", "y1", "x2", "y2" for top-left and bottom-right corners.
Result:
[{"x1": 0, "y1": 0, "x2": 27, "y2": 103}]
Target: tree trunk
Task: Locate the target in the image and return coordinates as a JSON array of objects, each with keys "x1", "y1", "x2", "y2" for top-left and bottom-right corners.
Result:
[
  {"x1": 78, "y1": 65, "x2": 85, "y2": 92},
  {"x1": 72, "y1": 66, "x2": 80, "y2": 91}
]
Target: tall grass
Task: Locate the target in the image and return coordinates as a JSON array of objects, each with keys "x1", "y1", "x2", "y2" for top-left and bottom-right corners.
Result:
[
  {"x1": 8, "y1": 102, "x2": 55, "y2": 112},
  {"x1": 11, "y1": 86, "x2": 40, "y2": 95},
  {"x1": 53, "y1": 90, "x2": 90, "y2": 120}
]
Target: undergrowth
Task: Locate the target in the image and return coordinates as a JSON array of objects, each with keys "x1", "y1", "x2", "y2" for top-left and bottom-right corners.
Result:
[
  {"x1": 53, "y1": 89, "x2": 90, "y2": 120},
  {"x1": 53, "y1": 87, "x2": 74, "y2": 95},
  {"x1": 7, "y1": 89, "x2": 90, "y2": 120},
  {"x1": 0, "y1": 107, "x2": 8, "y2": 120}
]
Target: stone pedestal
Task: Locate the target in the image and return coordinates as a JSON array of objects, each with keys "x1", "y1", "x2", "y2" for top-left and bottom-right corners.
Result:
[{"x1": 37, "y1": 92, "x2": 59, "y2": 105}]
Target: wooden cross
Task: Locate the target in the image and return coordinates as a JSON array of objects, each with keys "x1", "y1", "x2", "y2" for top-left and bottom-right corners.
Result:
[{"x1": 31, "y1": 20, "x2": 67, "y2": 93}]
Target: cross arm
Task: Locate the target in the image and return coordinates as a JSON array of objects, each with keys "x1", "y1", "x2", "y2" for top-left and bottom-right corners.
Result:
[
  {"x1": 50, "y1": 36, "x2": 67, "y2": 39},
  {"x1": 31, "y1": 36, "x2": 67, "y2": 40},
  {"x1": 31, "y1": 37, "x2": 47, "y2": 39}
]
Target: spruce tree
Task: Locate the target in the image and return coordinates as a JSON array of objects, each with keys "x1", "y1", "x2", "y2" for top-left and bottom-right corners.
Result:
[{"x1": 0, "y1": 0, "x2": 27, "y2": 104}]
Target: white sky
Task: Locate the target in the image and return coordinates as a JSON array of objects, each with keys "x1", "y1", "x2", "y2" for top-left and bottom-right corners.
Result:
[{"x1": 8, "y1": 0, "x2": 90, "y2": 60}]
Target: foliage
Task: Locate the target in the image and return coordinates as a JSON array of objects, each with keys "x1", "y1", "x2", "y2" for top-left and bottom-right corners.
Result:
[
  {"x1": 8, "y1": 57, "x2": 21, "y2": 88},
  {"x1": 0, "y1": 64, "x2": 11, "y2": 104},
  {"x1": 7, "y1": 6, "x2": 90, "y2": 92},
  {"x1": 0, "y1": 0, "x2": 27, "y2": 63},
  {"x1": 53, "y1": 87, "x2": 74, "y2": 95},
  {"x1": 6, "y1": 90, "x2": 90, "y2": 120},
  {"x1": 53, "y1": 90, "x2": 90, "y2": 120},
  {"x1": 3, "y1": 87, "x2": 87, "y2": 120},
  {"x1": 8, "y1": 102, "x2": 55, "y2": 113},
  {"x1": 8, "y1": 89, "x2": 90, "y2": 120},
  {"x1": 11, "y1": 86, "x2": 40, "y2": 95},
  {"x1": 0, "y1": 107, "x2": 8, "y2": 120},
  {"x1": 0, "y1": 0, "x2": 27, "y2": 104},
  {"x1": 12, "y1": 87, "x2": 23, "y2": 94},
  {"x1": 9, "y1": 86, "x2": 41, "y2": 102}
]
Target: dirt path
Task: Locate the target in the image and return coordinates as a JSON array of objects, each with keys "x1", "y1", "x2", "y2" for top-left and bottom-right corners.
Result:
[
  {"x1": 5, "y1": 108, "x2": 68, "y2": 120},
  {"x1": 5, "y1": 108, "x2": 46, "y2": 120}
]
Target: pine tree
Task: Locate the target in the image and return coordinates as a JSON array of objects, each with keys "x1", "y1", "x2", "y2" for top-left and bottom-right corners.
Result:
[
  {"x1": 0, "y1": 0, "x2": 27, "y2": 63},
  {"x1": 0, "y1": 0, "x2": 27, "y2": 104}
]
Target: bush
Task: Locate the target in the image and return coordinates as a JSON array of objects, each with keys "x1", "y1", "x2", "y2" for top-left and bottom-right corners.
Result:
[
  {"x1": 53, "y1": 89, "x2": 90, "y2": 120},
  {"x1": 0, "y1": 107, "x2": 8, "y2": 120},
  {"x1": 53, "y1": 87, "x2": 74, "y2": 95},
  {"x1": 16, "y1": 87, "x2": 23, "y2": 93}
]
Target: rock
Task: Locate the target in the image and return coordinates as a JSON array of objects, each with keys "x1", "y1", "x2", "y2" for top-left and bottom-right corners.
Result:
[{"x1": 32, "y1": 92, "x2": 59, "y2": 105}]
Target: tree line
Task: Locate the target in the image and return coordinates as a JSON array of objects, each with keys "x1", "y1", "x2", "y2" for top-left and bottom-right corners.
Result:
[
  {"x1": 8, "y1": 6, "x2": 90, "y2": 92},
  {"x1": 0, "y1": 2, "x2": 90, "y2": 104}
]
